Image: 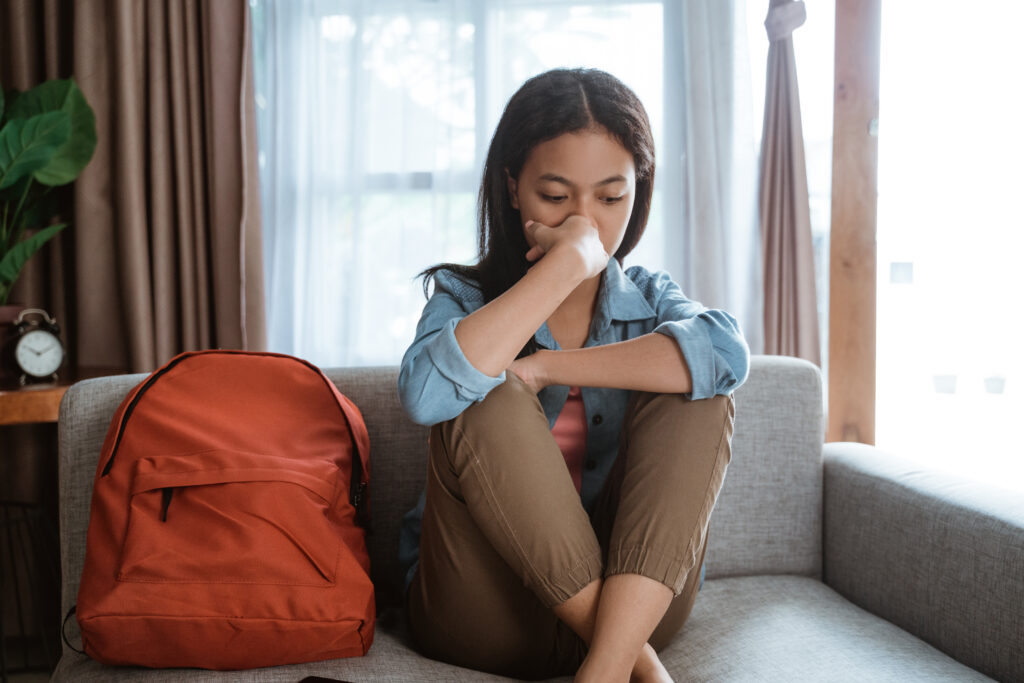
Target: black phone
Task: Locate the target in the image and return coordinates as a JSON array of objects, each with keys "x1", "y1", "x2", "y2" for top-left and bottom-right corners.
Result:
[{"x1": 298, "y1": 677, "x2": 357, "y2": 683}]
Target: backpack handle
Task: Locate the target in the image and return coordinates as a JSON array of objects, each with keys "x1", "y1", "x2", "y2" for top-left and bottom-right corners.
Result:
[{"x1": 62, "y1": 606, "x2": 86, "y2": 655}]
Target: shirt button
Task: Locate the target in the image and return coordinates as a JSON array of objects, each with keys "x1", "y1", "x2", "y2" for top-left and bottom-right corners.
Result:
[
  {"x1": 592, "y1": 414, "x2": 603, "y2": 425},
  {"x1": 585, "y1": 459, "x2": 597, "y2": 470}
]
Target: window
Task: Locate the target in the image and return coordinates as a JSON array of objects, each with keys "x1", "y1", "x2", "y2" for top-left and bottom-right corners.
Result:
[
  {"x1": 251, "y1": 1, "x2": 670, "y2": 367},
  {"x1": 875, "y1": 1, "x2": 1024, "y2": 491}
]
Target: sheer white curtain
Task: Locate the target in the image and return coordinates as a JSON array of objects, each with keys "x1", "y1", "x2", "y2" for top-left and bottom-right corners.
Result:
[
  {"x1": 667, "y1": 0, "x2": 764, "y2": 354},
  {"x1": 252, "y1": 0, "x2": 478, "y2": 366},
  {"x1": 252, "y1": 0, "x2": 762, "y2": 367}
]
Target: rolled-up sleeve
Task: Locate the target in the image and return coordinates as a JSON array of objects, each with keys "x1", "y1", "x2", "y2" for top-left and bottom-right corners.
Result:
[
  {"x1": 398, "y1": 273, "x2": 506, "y2": 425},
  {"x1": 647, "y1": 272, "x2": 750, "y2": 399}
]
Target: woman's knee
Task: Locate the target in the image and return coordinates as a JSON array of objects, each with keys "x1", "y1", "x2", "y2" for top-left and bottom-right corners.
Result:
[
  {"x1": 628, "y1": 391, "x2": 734, "y2": 426},
  {"x1": 624, "y1": 392, "x2": 735, "y2": 459},
  {"x1": 453, "y1": 372, "x2": 543, "y2": 427},
  {"x1": 434, "y1": 373, "x2": 549, "y2": 463}
]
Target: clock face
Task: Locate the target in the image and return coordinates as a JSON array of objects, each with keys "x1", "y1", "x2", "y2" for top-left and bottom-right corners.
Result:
[{"x1": 14, "y1": 329, "x2": 64, "y2": 378}]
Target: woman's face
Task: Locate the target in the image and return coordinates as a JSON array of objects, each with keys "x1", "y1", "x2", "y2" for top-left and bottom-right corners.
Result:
[{"x1": 507, "y1": 126, "x2": 636, "y2": 258}]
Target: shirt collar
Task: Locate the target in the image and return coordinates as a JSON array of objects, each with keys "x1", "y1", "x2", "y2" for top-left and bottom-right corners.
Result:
[{"x1": 596, "y1": 257, "x2": 656, "y2": 326}]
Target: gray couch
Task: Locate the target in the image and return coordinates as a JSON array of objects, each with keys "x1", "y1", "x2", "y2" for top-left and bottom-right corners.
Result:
[{"x1": 53, "y1": 355, "x2": 1023, "y2": 682}]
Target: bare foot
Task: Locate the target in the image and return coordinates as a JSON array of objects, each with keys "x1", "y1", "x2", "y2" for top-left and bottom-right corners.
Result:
[{"x1": 629, "y1": 643, "x2": 674, "y2": 683}]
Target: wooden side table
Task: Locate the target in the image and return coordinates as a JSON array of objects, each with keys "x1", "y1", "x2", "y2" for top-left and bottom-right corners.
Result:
[
  {"x1": 0, "y1": 368, "x2": 123, "y2": 426},
  {"x1": 0, "y1": 384, "x2": 70, "y2": 426}
]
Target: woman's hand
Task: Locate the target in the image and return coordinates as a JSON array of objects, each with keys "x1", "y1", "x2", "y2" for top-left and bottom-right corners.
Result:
[
  {"x1": 451, "y1": 216, "x2": 600, "y2": 380},
  {"x1": 508, "y1": 351, "x2": 551, "y2": 394},
  {"x1": 524, "y1": 216, "x2": 609, "y2": 281}
]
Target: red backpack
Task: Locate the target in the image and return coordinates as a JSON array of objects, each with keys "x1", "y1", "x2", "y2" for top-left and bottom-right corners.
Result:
[{"x1": 73, "y1": 350, "x2": 373, "y2": 669}]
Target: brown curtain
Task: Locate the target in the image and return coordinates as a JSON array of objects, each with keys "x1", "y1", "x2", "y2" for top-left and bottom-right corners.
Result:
[
  {"x1": 0, "y1": 3, "x2": 266, "y2": 652},
  {"x1": 0, "y1": 0, "x2": 266, "y2": 376},
  {"x1": 759, "y1": 0, "x2": 821, "y2": 366}
]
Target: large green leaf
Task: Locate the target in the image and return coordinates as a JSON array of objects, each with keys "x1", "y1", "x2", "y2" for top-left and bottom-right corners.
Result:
[
  {"x1": 0, "y1": 223, "x2": 66, "y2": 286},
  {"x1": 0, "y1": 112, "x2": 70, "y2": 190},
  {"x1": 0, "y1": 87, "x2": 5, "y2": 123},
  {"x1": 7, "y1": 79, "x2": 96, "y2": 186}
]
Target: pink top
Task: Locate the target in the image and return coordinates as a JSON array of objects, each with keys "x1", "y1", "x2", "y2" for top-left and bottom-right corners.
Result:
[{"x1": 551, "y1": 386, "x2": 588, "y2": 494}]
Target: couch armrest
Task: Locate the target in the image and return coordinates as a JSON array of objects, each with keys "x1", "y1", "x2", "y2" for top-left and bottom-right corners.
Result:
[{"x1": 823, "y1": 442, "x2": 1023, "y2": 683}]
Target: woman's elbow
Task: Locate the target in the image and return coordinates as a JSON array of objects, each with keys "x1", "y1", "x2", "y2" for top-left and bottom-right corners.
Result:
[
  {"x1": 730, "y1": 348, "x2": 751, "y2": 388},
  {"x1": 402, "y1": 401, "x2": 438, "y2": 427},
  {"x1": 715, "y1": 339, "x2": 751, "y2": 394},
  {"x1": 398, "y1": 380, "x2": 470, "y2": 426},
  {"x1": 398, "y1": 382, "x2": 442, "y2": 426}
]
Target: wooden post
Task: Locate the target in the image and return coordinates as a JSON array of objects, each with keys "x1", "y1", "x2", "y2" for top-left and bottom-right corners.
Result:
[{"x1": 828, "y1": 0, "x2": 881, "y2": 443}]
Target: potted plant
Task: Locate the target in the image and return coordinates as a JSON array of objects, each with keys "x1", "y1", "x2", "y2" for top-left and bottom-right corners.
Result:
[{"x1": 0, "y1": 77, "x2": 97, "y2": 323}]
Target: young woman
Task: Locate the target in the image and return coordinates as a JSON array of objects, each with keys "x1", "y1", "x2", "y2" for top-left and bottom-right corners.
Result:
[{"x1": 397, "y1": 68, "x2": 749, "y2": 683}]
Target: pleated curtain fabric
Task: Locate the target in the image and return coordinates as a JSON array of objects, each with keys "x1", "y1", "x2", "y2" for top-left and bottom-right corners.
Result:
[
  {"x1": 0, "y1": 0, "x2": 266, "y2": 375},
  {"x1": 758, "y1": 0, "x2": 821, "y2": 366},
  {"x1": 676, "y1": 0, "x2": 765, "y2": 356},
  {"x1": 0, "y1": 4, "x2": 265, "y2": 657}
]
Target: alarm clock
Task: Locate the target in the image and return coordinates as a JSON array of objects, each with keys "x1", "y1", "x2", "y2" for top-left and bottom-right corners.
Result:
[{"x1": 6, "y1": 308, "x2": 65, "y2": 386}]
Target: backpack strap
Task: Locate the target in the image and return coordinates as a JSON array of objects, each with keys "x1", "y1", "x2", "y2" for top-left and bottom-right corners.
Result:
[
  {"x1": 62, "y1": 606, "x2": 85, "y2": 655},
  {"x1": 333, "y1": 392, "x2": 371, "y2": 530}
]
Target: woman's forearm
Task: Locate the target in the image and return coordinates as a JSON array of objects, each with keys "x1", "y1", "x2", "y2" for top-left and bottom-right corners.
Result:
[
  {"x1": 537, "y1": 333, "x2": 693, "y2": 394},
  {"x1": 455, "y1": 246, "x2": 588, "y2": 377}
]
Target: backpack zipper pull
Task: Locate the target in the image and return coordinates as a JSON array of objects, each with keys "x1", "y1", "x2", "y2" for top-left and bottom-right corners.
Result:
[
  {"x1": 353, "y1": 480, "x2": 368, "y2": 528},
  {"x1": 160, "y1": 488, "x2": 174, "y2": 522}
]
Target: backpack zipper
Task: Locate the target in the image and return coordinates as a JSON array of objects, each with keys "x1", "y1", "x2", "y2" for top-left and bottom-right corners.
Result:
[
  {"x1": 100, "y1": 355, "x2": 189, "y2": 477},
  {"x1": 351, "y1": 478, "x2": 368, "y2": 529},
  {"x1": 101, "y1": 353, "x2": 370, "y2": 528},
  {"x1": 160, "y1": 488, "x2": 173, "y2": 522}
]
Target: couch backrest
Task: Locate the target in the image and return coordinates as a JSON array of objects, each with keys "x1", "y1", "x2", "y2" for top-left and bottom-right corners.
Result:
[
  {"x1": 58, "y1": 355, "x2": 822, "y2": 615},
  {"x1": 712, "y1": 355, "x2": 824, "y2": 580}
]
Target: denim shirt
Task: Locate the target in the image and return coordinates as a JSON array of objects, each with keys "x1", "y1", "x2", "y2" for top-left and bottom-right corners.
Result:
[{"x1": 397, "y1": 257, "x2": 751, "y2": 594}]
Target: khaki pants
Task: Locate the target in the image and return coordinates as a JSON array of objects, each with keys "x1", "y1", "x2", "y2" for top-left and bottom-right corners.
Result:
[{"x1": 407, "y1": 375, "x2": 735, "y2": 679}]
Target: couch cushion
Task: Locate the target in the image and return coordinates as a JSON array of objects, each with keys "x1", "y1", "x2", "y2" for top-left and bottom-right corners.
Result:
[
  {"x1": 660, "y1": 575, "x2": 993, "y2": 681},
  {"x1": 53, "y1": 575, "x2": 992, "y2": 682},
  {"x1": 705, "y1": 355, "x2": 824, "y2": 580}
]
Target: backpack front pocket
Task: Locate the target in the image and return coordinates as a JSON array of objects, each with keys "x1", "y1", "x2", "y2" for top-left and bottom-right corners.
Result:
[{"x1": 118, "y1": 450, "x2": 343, "y2": 586}]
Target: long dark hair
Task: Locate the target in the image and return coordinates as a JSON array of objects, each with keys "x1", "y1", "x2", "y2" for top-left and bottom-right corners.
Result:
[{"x1": 420, "y1": 68, "x2": 655, "y2": 337}]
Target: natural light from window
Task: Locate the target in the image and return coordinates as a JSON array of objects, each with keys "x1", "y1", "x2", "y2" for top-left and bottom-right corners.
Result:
[
  {"x1": 876, "y1": 1, "x2": 1024, "y2": 492},
  {"x1": 251, "y1": 1, "x2": 668, "y2": 367}
]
